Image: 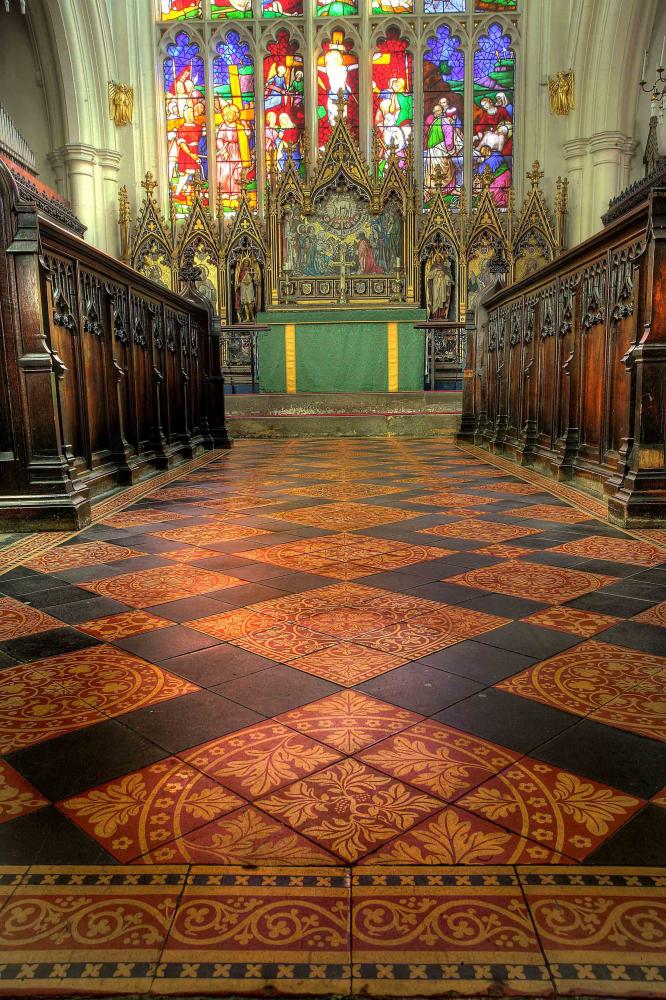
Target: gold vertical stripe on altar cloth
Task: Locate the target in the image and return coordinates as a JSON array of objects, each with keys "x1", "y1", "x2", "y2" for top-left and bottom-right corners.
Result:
[
  {"x1": 387, "y1": 322, "x2": 399, "y2": 392},
  {"x1": 285, "y1": 324, "x2": 296, "y2": 393}
]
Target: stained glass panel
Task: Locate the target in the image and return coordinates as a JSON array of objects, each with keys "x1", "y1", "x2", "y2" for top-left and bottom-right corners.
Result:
[
  {"x1": 211, "y1": 0, "x2": 252, "y2": 18},
  {"x1": 423, "y1": 25, "x2": 464, "y2": 208},
  {"x1": 475, "y1": 0, "x2": 517, "y2": 10},
  {"x1": 423, "y1": 0, "x2": 465, "y2": 12},
  {"x1": 316, "y1": 0, "x2": 358, "y2": 15},
  {"x1": 317, "y1": 30, "x2": 359, "y2": 151},
  {"x1": 372, "y1": 0, "x2": 414, "y2": 12},
  {"x1": 164, "y1": 31, "x2": 207, "y2": 218},
  {"x1": 473, "y1": 22, "x2": 514, "y2": 208},
  {"x1": 160, "y1": 0, "x2": 202, "y2": 20},
  {"x1": 213, "y1": 31, "x2": 256, "y2": 213},
  {"x1": 262, "y1": 0, "x2": 303, "y2": 14},
  {"x1": 372, "y1": 28, "x2": 413, "y2": 178},
  {"x1": 264, "y1": 30, "x2": 305, "y2": 175}
]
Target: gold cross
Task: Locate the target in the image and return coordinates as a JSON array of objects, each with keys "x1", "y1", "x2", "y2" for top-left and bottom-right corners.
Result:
[{"x1": 527, "y1": 161, "x2": 544, "y2": 188}]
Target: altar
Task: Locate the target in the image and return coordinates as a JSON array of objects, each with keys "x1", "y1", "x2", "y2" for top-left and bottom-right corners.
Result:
[{"x1": 256, "y1": 308, "x2": 426, "y2": 393}]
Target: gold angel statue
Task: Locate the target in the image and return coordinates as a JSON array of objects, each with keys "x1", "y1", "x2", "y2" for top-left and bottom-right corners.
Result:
[
  {"x1": 108, "y1": 81, "x2": 134, "y2": 127},
  {"x1": 548, "y1": 71, "x2": 574, "y2": 117}
]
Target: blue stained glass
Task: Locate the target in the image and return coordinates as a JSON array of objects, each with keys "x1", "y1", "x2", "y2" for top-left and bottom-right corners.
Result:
[
  {"x1": 164, "y1": 31, "x2": 204, "y2": 90},
  {"x1": 213, "y1": 31, "x2": 253, "y2": 85},
  {"x1": 474, "y1": 22, "x2": 514, "y2": 84},
  {"x1": 424, "y1": 25, "x2": 465, "y2": 83}
]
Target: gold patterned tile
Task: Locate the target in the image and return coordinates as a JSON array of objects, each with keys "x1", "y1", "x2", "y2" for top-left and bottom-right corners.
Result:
[
  {"x1": 180, "y1": 721, "x2": 341, "y2": 798},
  {"x1": 497, "y1": 640, "x2": 666, "y2": 717},
  {"x1": 504, "y1": 503, "x2": 593, "y2": 523},
  {"x1": 446, "y1": 560, "x2": 616, "y2": 603},
  {"x1": 139, "y1": 805, "x2": 338, "y2": 865},
  {"x1": 457, "y1": 758, "x2": 643, "y2": 860},
  {"x1": 0, "y1": 646, "x2": 199, "y2": 752},
  {"x1": 298, "y1": 607, "x2": 404, "y2": 639},
  {"x1": 0, "y1": 867, "x2": 184, "y2": 993},
  {"x1": 58, "y1": 757, "x2": 243, "y2": 861},
  {"x1": 292, "y1": 642, "x2": 409, "y2": 685},
  {"x1": 420, "y1": 518, "x2": 541, "y2": 542},
  {"x1": 157, "y1": 869, "x2": 350, "y2": 994},
  {"x1": 357, "y1": 720, "x2": 519, "y2": 801},
  {"x1": 0, "y1": 760, "x2": 49, "y2": 823},
  {"x1": 230, "y1": 622, "x2": 336, "y2": 663},
  {"x1": 588, "y1": 687, "x2": 666, "y2": 742},
  {"x1": 473, "y1": 543, "x2": 537, "y2": 558},
  {"x1": 0, "y1": 596, "x2": 62, "y2": 642},
  {"x1": 357, "y1": 606, "x2": 509, "y2": 656},
  {"x1": 352, "y1": 868, "x2": 550, "y2": 996},
  {"x1": 153, "y1": 523, "x2": 270, "y2": 545},
  {"x1": 100, "y1": 508, "x2": 191, "y2": 528},
  {"x1": 277, "y1": 690, "x2": 423, "y2": 754},
  {"x1": 79, "y1": 564, "x2": 244, "y2": 608},
  {"x1": 548, "y1": 534, "x2": 666, "y2": 567},
  {"x1": 266, "y1": 502, "x2": 418, "y2": 529},
  {"x1": 23, "y1": 540, "x2": 144, "y2": 573},
  {"x1": 360, "y1": 806, "x2": 566, "y2": 865},
  {"x1": 520, "y1": 868, "x2": 666, "y2": 996},
  {"x1": 521, "y1": 606, "x2": 621, "y2": 637},
  {"x1": 77, "y1": 610, "x2": 170, "y2": 641},
  {"x1": 257, "y1": 758, "x2": 441, "y2": 861},
  {"x1": 289, "y1": 483, "x2": 403, "y2": 500},
  {"x1": 634, "y1": 601, "x2": 666, "y2": 627},
  {"x1": 186, "y1": 607, "x2": 282, "y2": 641}
]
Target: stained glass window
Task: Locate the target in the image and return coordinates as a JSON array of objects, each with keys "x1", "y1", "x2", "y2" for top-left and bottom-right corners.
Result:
[
  {"x1": 164, "y1": 31, "x2": 207, "y2": 218},
  {"x1": 372, "y1": 29, "x2": 413, "y2": 178},
  {"x1": 317, "y1": 31, "x2": 359, "y2": 151},
  {"x1": 211, "y1": 0, "x2": 252, "y2": 18},
  {"x1": 160, "y1": 0, "x2": 202, "y2": 20},
  {"x1": 372, "y1": 0, "x2": 414, "y2": 12},
  {"x1": 475, "y1": 0, "x2": 517, "y2": 10},
  {"x1": 262, "y1": 0, "x2": 303, "y2": 15},
  {"x1": 424, "y1": 0, "x2": 465, "y2": 12},
  {"x1": 423, "y1": 25, "x2": 464, "y2": 208},
  {"x1": 213, "y1": 31, "x2": 256, "y2": 213},
  {"x1": 316, "y1": 0, "x2": 358, "y2": 15},
  {"x1": 264, "y1": 30, "x2": 305, "y2": 175},
  {"x1": 473, "y1": 23, "x2": 514, "y2": 208}
]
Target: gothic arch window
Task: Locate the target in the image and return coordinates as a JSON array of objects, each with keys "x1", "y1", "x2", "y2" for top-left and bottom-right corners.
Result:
[{"x1": 157, "y1": 0, "x2": 521, "y2": 216}]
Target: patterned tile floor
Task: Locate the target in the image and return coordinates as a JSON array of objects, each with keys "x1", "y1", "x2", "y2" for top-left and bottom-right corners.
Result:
[{"x1": 0, "y1": 438, "x2": 664, "y2": 997}]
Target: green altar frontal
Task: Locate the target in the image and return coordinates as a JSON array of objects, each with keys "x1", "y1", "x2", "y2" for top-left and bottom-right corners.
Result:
[{"x1": 256, "y1": 308, "x2": 427, "y2": 393}]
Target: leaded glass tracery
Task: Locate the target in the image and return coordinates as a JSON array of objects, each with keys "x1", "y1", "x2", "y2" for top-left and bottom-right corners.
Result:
[{"x1": 158, "y1": 1, "x2": 521, "y2": 216}]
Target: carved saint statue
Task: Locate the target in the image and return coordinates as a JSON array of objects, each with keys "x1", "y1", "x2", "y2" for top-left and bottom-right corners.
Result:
[
  {"x1": 425, "y1": 251, "x2": 454, "y2": 320},
  {"x1": 108, "y1": 81, "x2": 134, "y2": 127},
  {"x1": 235, "y1": 256, "x2": 262, "y2": 323},
  {"x1": 548, "y1": 71, "x2": 574, "y2": 117}
]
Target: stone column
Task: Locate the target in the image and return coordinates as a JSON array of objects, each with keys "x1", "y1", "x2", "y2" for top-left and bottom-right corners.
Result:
[
  {"x1": 97, "y1": 148, "x2": 123, "y2": 255},
  {"x1": 49, "y1": 143, "x2": 98, "y2": 243},
  {"x1": 589, "y1": 131, "x2": 637, "y2": 232},
  {"x1": 561, "y1": 138, "x2": 588, "y2": 245}
]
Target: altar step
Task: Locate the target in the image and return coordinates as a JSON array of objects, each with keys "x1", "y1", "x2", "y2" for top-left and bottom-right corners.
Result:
[{"x1": 225, "y1": 391, "x2": 461, "y2": 438}]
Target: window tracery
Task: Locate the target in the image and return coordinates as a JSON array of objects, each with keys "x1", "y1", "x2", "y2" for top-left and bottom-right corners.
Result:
[{"x1": 158, "y1": 0, "x2": 520, "y2": 216}]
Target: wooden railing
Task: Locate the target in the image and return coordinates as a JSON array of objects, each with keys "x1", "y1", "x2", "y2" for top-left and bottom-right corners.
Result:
[
  {"x1": 0, "y1": 159, "x2": 230, "y2": 531},
  {"x1": 458, "y1": 191, "x2": 666, "y2": 528}
]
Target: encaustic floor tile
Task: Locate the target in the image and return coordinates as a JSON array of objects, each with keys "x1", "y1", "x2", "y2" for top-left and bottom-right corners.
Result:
[
  {"x1": 57, "y1": 757, "x2": 244, "y2": 862},
  {"x1": 138, "y1": 805, "x2": 339, "y2": 866},
  {"x1": 355, "y1": 720, "x2": 520, "y2": 802},
  {"x1": 456, "y1": 758, "x2": 643, "y2": 861},
  {"x1": 359, "y1": 805, "x2": 566, "y2": 865},
  {"x1": 351, "y1": 867, "x2": 552, "y2": 996},
  {"x1": 519, "y1": 868, "x2": 666, "y2": 996},
  {"x1": 256, "y1": 758, "x2": 442, "y2": 862},
  {"x1": 180, "y1": 720, "x2": 342, "y2": 799},
  {"x1": 446, "y1": 561, "x2": 617, "y2": 604},
  {"x1": 0, "y1": 761, "x2": 49, "y2": 825},
  {"x1": 0, "y1": 867, "x2": 186, "y2": 995},
  {"x1": 155, "y1": 868, "x2": 350, "y2": 995}
]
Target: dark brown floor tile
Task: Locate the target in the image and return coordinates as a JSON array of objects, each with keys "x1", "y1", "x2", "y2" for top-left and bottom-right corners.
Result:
[
  {"x1": 156, "y1": 643, "x2": 278, "y2": 686},
  {"x1": 358, "y1": 663, "x2": 483, "y2": 716},
  {"x1": 586, "y1": 804, "x2": 666, "y2": 864},
  {"x1": 475, "y1": 621, "x2": 582, "y2": 658},
  {"x1": 0, "y1": 806, "x2": 116, "y2": 864},
  {"x1": 0, "y1": 626, "x2": 101, "y2": 662},
  {"x1": 212, "y1": 663, "x2": 340, "y2": 715},
  {"x1": 114, "y1": 624, "x2": 221, "y2": 661},
  {"x1": 419, "y1": 640, "x2": 537, "y2": 684}
]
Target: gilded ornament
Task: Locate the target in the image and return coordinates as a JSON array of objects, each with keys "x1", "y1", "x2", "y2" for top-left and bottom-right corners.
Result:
[
  {"x1": 108, "y1": 81, "x2": 134, "y2": 127},
  {"x1": 548, "y1": 70, "x2": 574, "y2": 116}
]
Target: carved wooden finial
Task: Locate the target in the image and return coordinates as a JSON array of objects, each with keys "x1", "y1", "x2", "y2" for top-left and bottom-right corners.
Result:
[
  {"x1": 335, "y1": 88, "x2": 348, "y2": 116},
  {"x1": 190, "y1": 174, "x2": 204, "y2": 198},
  {"x1": 118, "y1": 184, "x2": 130, "y2": 225},
  {"x1": 527, "y1": 161, "x2": 544, "y2": 188},
  {"x1": 142, "y1": 171, "x2": 158, "y2": 199},
  {"x1": 481, "y1": 166, "x2": 494, "y2": 191}
]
